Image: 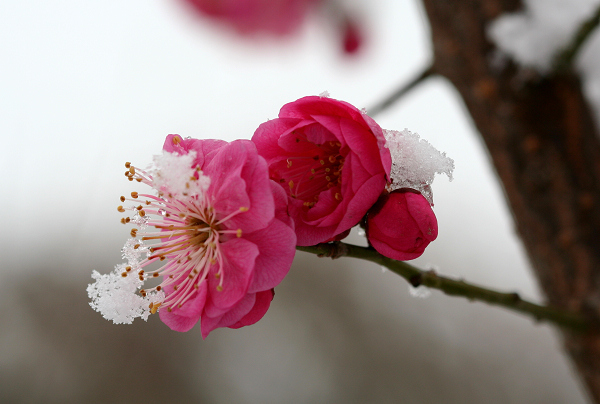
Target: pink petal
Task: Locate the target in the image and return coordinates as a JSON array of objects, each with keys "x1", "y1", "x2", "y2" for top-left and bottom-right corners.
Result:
[
  {"x1": 245, "y1": 217, "x2": 296, "y2": 293},
  {"x1": 159, "y1": 281, "x2": 207, "y2": 332},
  {"x1": 201, "y1": 292, "x2": 257, "y2": 339},
  {"x1": 229, "y1": 290, "x2": 274, "y2": 329},
  {"x1": 208, "y1": 237, "x2": 259, "y2": 309},
  {"x1": 206, "y1": 140, "x2": 275, "y2": 233}
]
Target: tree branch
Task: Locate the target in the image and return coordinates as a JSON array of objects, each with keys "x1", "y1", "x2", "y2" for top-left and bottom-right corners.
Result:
[
  {"x1": 368, "y1": 64, "x2": 435, "y2": 116},
  {"x1": 297, "y1": 242, "x2": 596, "y2": 334},
  {"x1": 553, "y1": 4, "x2": 600, "y2": 73}
]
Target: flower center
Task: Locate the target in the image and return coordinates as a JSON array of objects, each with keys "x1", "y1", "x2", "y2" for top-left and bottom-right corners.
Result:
[
  {"x1": 273, "y1": 134, "x2": 345, "y2": 208},
  {"x1": 117, "y1": 161, "x2": 246, "y2": 314}
]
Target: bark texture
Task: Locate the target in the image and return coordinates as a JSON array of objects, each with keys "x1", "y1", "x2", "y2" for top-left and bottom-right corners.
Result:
[{"x1": 419, "y1": 0, "x2": 600, "y2": 401}]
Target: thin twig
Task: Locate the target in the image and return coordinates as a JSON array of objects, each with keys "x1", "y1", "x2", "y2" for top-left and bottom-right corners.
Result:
[
  {"x1": 297, "y1": 242, "x2": 597, "y2": 334},
  {"x1": 553, "y1": 4, "x2": 600, "y2": 72},
  {"x1": 368, "y1": 64, "x2": 435, "y2": 116}
]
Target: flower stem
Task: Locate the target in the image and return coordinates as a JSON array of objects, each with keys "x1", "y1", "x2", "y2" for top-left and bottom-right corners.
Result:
[
  {"x1": 297, "y1": 242, "x2": 596, "y2": 334},
  {"x1": 553, "y1": 4, "x2": 600, "y2": 72}
]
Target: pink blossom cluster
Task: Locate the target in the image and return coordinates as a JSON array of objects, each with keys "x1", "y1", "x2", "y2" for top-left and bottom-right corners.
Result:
[
  {"x1": 178, "y1": 0, "x2": 364, "y2": 55},
  {"x1": 252, "y1": 96, "x2": 442, "y2": 259},
  {"x1": 88, "y1": 95, "x2": 451, "y2": 337}
]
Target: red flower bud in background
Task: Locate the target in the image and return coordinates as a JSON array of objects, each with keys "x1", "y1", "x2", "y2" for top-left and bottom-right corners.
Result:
[
  {"x1": 180, "y1": 0, "x2": 319, "y2": 36},
  {"x1": 366, "y1": 189, "x2": 438, "y2": 261},
  {"x1": 341, "y1": 17, "x2": 362, "y2": 54}
]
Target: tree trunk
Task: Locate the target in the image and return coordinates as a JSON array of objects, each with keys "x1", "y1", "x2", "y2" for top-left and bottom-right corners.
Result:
[{"x1": 420, "y1": 0, "x2": 600, "y2": 401}]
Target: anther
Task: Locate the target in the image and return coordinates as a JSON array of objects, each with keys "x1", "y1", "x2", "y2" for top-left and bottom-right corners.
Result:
[
  {"x1": 120, "y1": 196, "x2": 126, "y2": 202},
  {"x1": 139, "y1": 210, "x2": 146, "y2": 217},
  {"x1": 125, "y1": 162, "x2": 131, "y2": 168},
  {"x1": 156, "y1": 286, "x2": 162, "y2": 291},
  {"x1": 136, "y1": 205, "x2": 143, "y2": 210},
  {"x1": 120, "y1": 218, "x2": 126, "y2": 224},
  {"x1": 311, "y1": 169, "x2": 315, "y2": 174},
  {"x1": 136, "y1": 178, "x2": 142, "y2": 182},
  {"x1": 320, "y1": 160, "x2": 325, "y2": 165},
  {"x1": 216, "y1": 285, "x2": 223, "y2": 292},
  {"x1": 130, "y1": 229, "x2": 137, "y2": 237},
  {"x1": 134, "y1": 244, "x2": 140, "y2": 249},
  {"x1": 131, "y1": 192, "x2": 138, "y2": 199},
  {"x1": 121, "y1": 272, "x2": 127, "y2": 277},
  {"x1": 129, "y1": 167, "x2": 135, "y2": 174},
  {"x1": 117, "y1": 206, "x2": 125, "y2": 212},
  {"x1": 325, "y1": 168, "x2": 330, "y2": 172},
  {"x1": 237, "y1": 229, "x2": 242, "y2": 238},
  {"x1": 153, "y1": 273, "x2": 159, "y2": 278},
  {"x1": 150, "y1": 303, "x2": 161, "y2": 314},
  {"x1": 173, "y1": 285, "x2": 178, "y2": 291},
  {"x1": 172, "y1": 136, "x2": 181, "y2": 145},
  {"x1": 126, "y1": 266, "x2": 132, "y2": 272},
  {"x1": 239, "y1": 207, "x2": 249, "y2": 212},
  {"x1": 329, "y1": 155, "x2": 336, "y2": 163},
  {"x1": 288, "y1": 180, "x2": 294, "y2": 189},
  {"x1": 335, "y1": 193, "x2": 341, "y2": 201},
  {"x1": 138, "y1": 270, "x2": 144, "y2": 275}
]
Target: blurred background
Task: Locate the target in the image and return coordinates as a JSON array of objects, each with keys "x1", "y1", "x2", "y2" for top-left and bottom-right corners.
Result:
[{"x1": 0, "y1": 0, "x2": 593, "y2": 403}]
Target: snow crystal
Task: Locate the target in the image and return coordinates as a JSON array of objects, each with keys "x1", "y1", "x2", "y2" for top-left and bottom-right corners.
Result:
[
  {"x1": 121, "y1": 238, "x2": 150, "y2": 266},
  {"x1": 488, "y1": 0, "x2": 600, "y2": 72},
  {"x1": 152, "y1": 151, "x2": 210, "y2": 199},
  {"x1": 384, "y1": 129, "x2": 454, "y2": 205},
  {"x1": 408, "y1": 284, "x2": 431, "y2": 299},
  {"x1": 318, "y1": 90, "x2": 330, "y2": 98},
  {"x1": 87, "y1": 264, "x2": 164, "y2": 324}
]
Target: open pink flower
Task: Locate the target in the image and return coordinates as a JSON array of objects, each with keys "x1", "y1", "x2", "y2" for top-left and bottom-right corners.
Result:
[
  {"x1": 252, "y1": 96, "x2": 391, "y2": 245},
  {"x1": 180, "y1": 0, "x2": 318, "y2": 36},
  {"x1": 89, "y1": 135, "x2": 296, "y2": 338},
  {"x1": 366, "y1": 189, "x2": 438, "y2": 260}
]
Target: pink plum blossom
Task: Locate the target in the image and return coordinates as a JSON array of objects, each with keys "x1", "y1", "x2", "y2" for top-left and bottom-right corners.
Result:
[
  {"x1": 178, "y1": 0, "x2": 365, "y2": 54},
  {"x1": 180, "y1": 0, "x2": 319, "y2": 36},
  {"x1": 366, "y1": 189, "x2": 438, "y2": 261},
  {"x1": 88, "y1": 135, "x2": 296, "y2": 338},
  {"x1": 252, "y1": 95, "x2": 391, "y2": 245}
]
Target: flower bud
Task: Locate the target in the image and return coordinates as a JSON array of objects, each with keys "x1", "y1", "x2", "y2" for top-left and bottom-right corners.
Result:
[{"x1": 366, "y1": 189, "x2": 438, "y2": 261}]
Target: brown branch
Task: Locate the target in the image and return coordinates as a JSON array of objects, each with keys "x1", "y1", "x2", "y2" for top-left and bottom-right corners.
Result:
[
  {"x1": 553, "y1": 4, "x2": 600, "y2": 72},
  {"x1": 368, "y1": 64, "x2": 436, "y2": 116},
  {"x1": 298, "y1": 243, "x2": 593, "y2": 333},
  {"x1": 419, "y1": 0, "x2": 600, "y2": 401}
]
